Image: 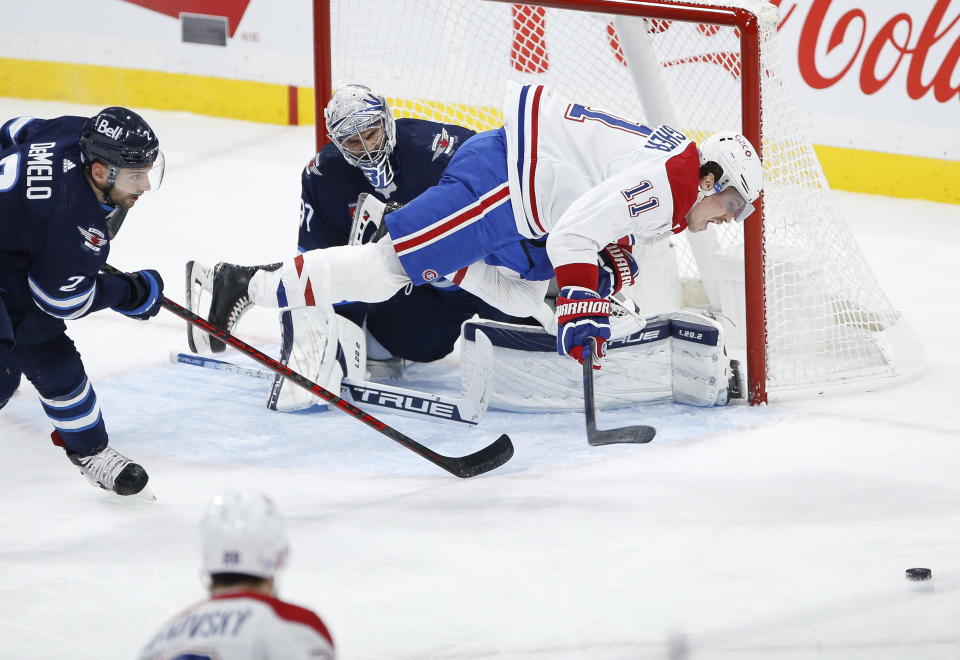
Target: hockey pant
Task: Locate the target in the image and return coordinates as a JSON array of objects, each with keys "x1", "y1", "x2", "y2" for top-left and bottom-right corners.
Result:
[
  {"x1": 0, "y1": 332, "x2": 108, "y2": 455},
  {"x1": 248, "y1": 239, "x2": 551, "y2": 321}
]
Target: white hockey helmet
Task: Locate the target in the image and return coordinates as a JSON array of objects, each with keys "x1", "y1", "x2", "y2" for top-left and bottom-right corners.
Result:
[
  {"x1": 324, "y1": 84, "x2": 398, "y2": 189},
  {"x1": 200, "y1": 490, "x2": 289, "y2": 580},
  {"x1": 698, "y1": 131, "x2": 764, "y2": 221}
]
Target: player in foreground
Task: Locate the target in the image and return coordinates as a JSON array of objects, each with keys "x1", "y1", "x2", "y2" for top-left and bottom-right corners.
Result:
[
  {"x1": 189, "y1": 84, "x2": 536, "y2": 412},
  {"x1": 0, "y1": 107, "x2": 165, "y2": 496},
  {"x1": 138, "y1": 490, "x2": 336, "y2": 659},
  {"x1": 204, "y1": 83, "x2": 762, "y2": 374}
]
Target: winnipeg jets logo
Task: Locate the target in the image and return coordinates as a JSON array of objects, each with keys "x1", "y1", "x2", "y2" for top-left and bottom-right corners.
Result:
[
  {"x1": 306, "y1": 152, "x2": 323, "y2": 177},
  {"x1": 62, "y1": 158, "x2": 76, "y2": 173},
  {"x1": 77, "y1": 226, "x2": 108, "y2": 253},
  {"x1": 430, "y1": 128, "x2": 457, "y2": 161}
]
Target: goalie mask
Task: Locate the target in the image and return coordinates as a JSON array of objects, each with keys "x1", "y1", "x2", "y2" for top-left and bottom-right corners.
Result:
[
  {"x1": 324, "y1": 84, "x2": 397, "y2": 189},
  {"x1": 200, "y1": 490, "x2": 289, "y2": 583},
  {"x1": 697, "y1": 131, "x2": 763, "y2": 222}
]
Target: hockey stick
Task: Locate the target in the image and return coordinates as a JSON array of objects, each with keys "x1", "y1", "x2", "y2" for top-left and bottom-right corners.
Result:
[
  {"x1": 582, "y1": 338, "x2": 656, "y2": 446},
  {"x1": 104, "y1": 265, "x2": 513, "y2": 478},
  {"x1": 169, "y1": 351, "x2": 489, "y2": 426}
]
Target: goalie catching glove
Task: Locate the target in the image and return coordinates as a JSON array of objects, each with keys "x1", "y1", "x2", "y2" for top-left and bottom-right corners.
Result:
[
  {"x1": 555, "y1": 286, "x2": 611, "y2": 368},
  {"x1": 349, "y1": 192, "x2": 401, "y2": 246}
]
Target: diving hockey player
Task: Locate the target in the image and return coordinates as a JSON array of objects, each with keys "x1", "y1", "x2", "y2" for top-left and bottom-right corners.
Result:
[
  {"x1": 138, "y1": 490, "x2": 336, "y2": 659},
  {"x1": 188, "y1": 84, "x2": 538, "y2": 412},
  {"x1": 0, "y1": 107, "x2": 166, "y2": 496},
  {"x1": 203, "y1": 83, "x2": 762, "y2": 395}
]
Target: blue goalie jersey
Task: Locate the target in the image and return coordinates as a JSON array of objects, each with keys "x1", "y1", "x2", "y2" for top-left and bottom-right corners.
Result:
[
  {"x1": 297, "y1": 117, "x2": 527, "y2": 362},
  {"x1": 298, "y1": 118, "x2": 474, "y2": 252},
  {"x1": 0, "y1": 116, "x2": 132, "y2": 346}
]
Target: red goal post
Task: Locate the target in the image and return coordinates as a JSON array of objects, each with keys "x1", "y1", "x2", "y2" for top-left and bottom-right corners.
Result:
[{"x1": 311, "y1": 0, "x2": 923, "y2": 405}]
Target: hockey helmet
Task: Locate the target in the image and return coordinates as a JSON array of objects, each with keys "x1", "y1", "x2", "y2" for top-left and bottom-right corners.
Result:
[
  {"x1": 324, "y1": 84, "x2": 397, "y2": 189},
  {"x1": 200, "y1": 490, "x2": 289, "y2": 581},
  {"x1": 698, "y1": 131, "x2": 763, "y2": 222},
  {"x1": 80, "y1": 106, "x2": 165, "y2": 194}
]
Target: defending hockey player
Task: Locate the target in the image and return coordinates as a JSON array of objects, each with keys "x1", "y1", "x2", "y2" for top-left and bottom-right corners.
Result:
[
  {"x1": 0, "y1": 107, "x2": 166, "y2": 496},
  {"x1": 137, "y1": 490, "x2": 336, "y2": 659},
  {"x1": 203, "y1": 83, "x2": 762, "y2": 392},
  {"x1": 188, "y1": 84, "x2": 538, "y2": 411}
]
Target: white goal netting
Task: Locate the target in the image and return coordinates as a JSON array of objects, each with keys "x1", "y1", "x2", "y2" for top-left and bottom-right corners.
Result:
[{"x1": 324, "y1": 0, "x2": 923, "y2": 399}]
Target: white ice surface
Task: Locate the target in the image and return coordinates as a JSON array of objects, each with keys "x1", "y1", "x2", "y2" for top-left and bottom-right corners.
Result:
[{"x1": 1, "y1": 98, "x2": 959, "y2": 660}]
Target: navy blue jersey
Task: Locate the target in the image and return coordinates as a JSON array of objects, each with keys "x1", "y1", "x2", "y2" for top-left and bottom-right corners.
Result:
[
  {"x1": 0, "y1": 116, "x2": 132, "y2": 344},
  {"x1": 298, "y1": 118, "x2": 474, "y2": 253},
  {"x1": 295, "y1": 117, "x2": 528, "y2": 360}
]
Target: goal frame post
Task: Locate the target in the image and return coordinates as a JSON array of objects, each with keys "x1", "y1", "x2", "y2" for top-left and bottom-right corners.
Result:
[{"x1": 312, "y1": 0, "x2": 779, "y2": 404}]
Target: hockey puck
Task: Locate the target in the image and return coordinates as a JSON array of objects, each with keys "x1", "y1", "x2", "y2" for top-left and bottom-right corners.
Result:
[{"x1": 905, "y1": 568, "x2": 932, "y2": 581}]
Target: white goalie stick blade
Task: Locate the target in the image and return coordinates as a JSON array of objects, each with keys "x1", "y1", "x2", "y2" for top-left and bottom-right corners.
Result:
[
  {"x1": 184, "y1": 260, "x2": 214, "y2": 353},
  {"x1": 169, "y1": 350, "x2": 491, "y2": 426}
]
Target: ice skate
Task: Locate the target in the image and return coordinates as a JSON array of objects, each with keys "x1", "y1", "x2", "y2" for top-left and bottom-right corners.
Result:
[
  {"x1": 53, "y1": 432, "x2": 153, "y2": 499},
  {"x1": 185, "y1": 259, "x2": 215, "y2": 353},
  {"x1": 206, "y1": 262, "x2": 280, "y2": 353}
]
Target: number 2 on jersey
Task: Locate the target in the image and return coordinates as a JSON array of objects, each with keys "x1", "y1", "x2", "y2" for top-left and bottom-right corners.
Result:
[{"x1": 621, "y1": 181, "x2": 659, "y2": 216}]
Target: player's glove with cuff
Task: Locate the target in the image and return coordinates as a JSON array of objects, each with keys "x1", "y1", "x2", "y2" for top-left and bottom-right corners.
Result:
[
  {"x1": 555, "y1": 286, "x2": 611, "y2": 368},
  {"x1": 111, "y1": 269, "x2": 164, "y2": 320},
  {"x1": 596, "y1": 243, "x2": 638, "y2": 299}
]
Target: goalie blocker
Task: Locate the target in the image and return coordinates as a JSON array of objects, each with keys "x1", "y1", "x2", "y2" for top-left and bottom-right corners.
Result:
[{"x1": 460, "y1": 310, "x2": 742, "y2": 412}]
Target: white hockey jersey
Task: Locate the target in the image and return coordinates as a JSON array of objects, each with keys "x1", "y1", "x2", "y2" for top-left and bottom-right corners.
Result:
[
  {"x1": 138, "y1": 591, "x2": 335, "y2": 660},
  {"x1": 503, "y1": 82, "x2": 701, "y2": 290}
]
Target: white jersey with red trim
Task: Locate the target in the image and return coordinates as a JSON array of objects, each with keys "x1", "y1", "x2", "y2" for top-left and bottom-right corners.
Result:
[
  {"x1": 138, "y1": 591, "x2": 335, "y2": 660},
  {"x1": 503, "y1": 82, "x2": 702, "y2": 288}
]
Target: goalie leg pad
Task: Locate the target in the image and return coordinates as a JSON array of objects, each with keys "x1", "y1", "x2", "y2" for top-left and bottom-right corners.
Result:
[
  {"x1": 267, "y1": 306, "x2": 366, "y2": 412},
  {"x1": 459, "y1": 312, "x2": 735, "y2": 411},
  {"x1": 667, "y1": 311, "x2": 732, "y2": 407}
]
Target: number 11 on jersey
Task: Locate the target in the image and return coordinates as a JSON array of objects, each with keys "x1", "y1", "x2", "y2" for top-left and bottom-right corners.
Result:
[{"x1": 621, "y1": 180, "x2": 659, "y2": 216}]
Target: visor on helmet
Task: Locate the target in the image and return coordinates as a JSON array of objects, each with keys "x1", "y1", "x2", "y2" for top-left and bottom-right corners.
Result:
[
  {"x1": 110, "y1": 150, "x2": 165, "y2": 195},
  {"x1": 719, "y1": 186, "x2": 753, "y2": 223}
]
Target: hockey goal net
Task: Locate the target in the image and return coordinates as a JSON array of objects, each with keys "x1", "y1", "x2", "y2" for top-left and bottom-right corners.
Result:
[{"x1": 313, "y1": 0, "x2": 923, "y2": 404}]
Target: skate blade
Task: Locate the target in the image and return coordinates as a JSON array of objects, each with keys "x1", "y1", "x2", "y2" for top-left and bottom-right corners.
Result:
[
  {"x1": 130, "y1": 484, "x2": 158, "y2": 502},
  {"x1": 186, "y1": 260, "x2": 214, "y2": 353}
]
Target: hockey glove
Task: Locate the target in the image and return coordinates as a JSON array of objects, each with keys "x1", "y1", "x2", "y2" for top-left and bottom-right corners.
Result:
[
  {"x1": 596, "y1": 243, "x2": 638, "y2": 299},
  {"x1": 555, "y1": 286, "x2": 611, "y2": 368},
  {"x1": 112, "y1": 269, "x2": 164, "y2": 320},
  {"x1": 349, "y1": 193, "x2": 401, "y2": 246}
]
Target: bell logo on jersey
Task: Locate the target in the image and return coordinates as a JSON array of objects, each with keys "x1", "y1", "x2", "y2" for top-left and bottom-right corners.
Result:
[
  {"x1": 430, "y1": 128, "x2": 458, "y2": 161},
  {"x1": 77, "y1": 226, "x2": 108, "y2": 253}
]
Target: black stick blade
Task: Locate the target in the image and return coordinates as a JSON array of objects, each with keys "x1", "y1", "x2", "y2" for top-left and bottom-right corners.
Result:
[
  {"x1": 583, "y1": 338, "x2": 656, "y2": 446},
  {"x1": 444, "y1": 434, "x2": 514, "y2": 478},
  {"x1": 587, "y1": 425, "x2": 656, "y2": 446}
]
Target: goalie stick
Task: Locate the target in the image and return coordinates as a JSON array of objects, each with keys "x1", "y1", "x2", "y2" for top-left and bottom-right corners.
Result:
[
  {"x1": 168, "y1": 351, "x2": 490, "y2": 426},
  {"x1": 102, "y1": 264, "x2": 513, "y2": 478},
  {"x1": 582, "y1": 338, "x2": 656, "y2": 446}
]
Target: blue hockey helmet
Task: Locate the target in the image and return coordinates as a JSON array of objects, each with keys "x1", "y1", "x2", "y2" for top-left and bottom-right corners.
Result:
[
  {"x1": 80, "y1": 107, "x2": 165, "y2": 232},
  {"x1": 81, "y1": 106, "x2": 160, "y2": 169},
  {"x1": 324, "y1": 84, "x2": 397, "y2": 189}
]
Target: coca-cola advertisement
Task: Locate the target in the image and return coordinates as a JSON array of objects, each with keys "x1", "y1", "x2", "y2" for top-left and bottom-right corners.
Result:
[
  {"x1": 1, "y1": 0, "x2": 957, "y2": 168},
  {"x1": 775, "y1": 0, "x2": 959, "y2": 160}
]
